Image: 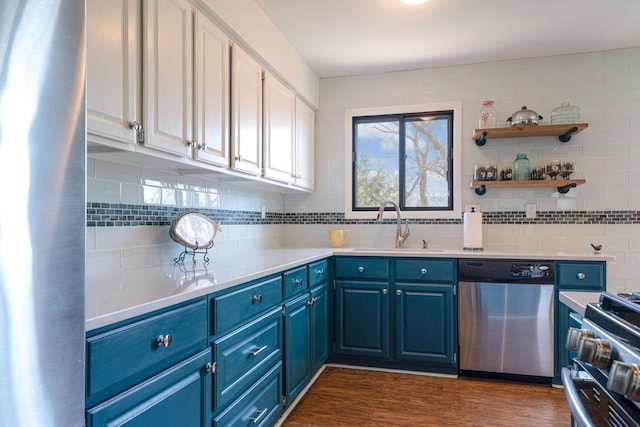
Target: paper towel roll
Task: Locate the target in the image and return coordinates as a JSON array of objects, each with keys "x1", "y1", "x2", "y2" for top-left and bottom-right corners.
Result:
[{"x1": 463, "y1": 210, "x2": 483, "y2": 250}]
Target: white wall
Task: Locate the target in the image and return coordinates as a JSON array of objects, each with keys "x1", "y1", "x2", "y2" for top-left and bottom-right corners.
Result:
[{"x1": 285, "y1": 47, "x2": 640, "y2": 293}]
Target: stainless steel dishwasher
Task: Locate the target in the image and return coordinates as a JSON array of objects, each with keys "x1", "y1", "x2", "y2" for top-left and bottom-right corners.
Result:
[{"x1": 458, "y1": 259, "x2": 555, "y2": 380}]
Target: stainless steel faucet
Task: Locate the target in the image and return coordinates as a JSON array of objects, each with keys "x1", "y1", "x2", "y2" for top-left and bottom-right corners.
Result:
[{"x1": 376, "y1": 200, "x2": 410, "y2": 248}]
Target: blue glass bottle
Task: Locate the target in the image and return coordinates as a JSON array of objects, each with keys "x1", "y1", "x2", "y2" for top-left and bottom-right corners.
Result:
[{"x1": 514, "y1": 153, "x2": 530, "y2": 181}]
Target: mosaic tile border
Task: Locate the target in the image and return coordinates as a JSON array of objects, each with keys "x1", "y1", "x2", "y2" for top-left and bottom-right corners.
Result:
[{"x1": 87, "y1": 203, "x2": 640, "y2": 227}]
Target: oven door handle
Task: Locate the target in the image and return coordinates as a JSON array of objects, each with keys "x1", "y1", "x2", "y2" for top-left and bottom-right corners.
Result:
[{"x1": 561, "y1": 367, "x2": 597, "y2": 427}]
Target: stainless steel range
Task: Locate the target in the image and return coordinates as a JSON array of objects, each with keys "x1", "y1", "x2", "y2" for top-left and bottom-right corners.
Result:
[{"x1": 563, "y1": 292, "x2": 640, "y2": 427}]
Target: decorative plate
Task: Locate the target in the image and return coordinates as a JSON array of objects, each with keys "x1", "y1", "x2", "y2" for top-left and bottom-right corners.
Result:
[{"x1": 169, "y1": 212, "x2": 221, "y2": 249}]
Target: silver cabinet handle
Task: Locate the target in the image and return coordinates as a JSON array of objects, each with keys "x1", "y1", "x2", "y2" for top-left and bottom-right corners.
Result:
[
  {"x1": 156, "y1": 334, "x2": 172, "y2": 348},
  {"x1": 576, "y1": 272, "x2": 586, "y2": 280},
  {"x1": 250, "y1": 408, "x2": 268, "y2": 424},
  {"x1": 316, "y1": 269, "x2": 325, "y2": 275},
  {"x1": 358, "y1": 266, "x2": 365, "y2": 273},
  {"x1": 250, "y1": 345, "x2": 267, "y2": 356},
  {"x1": 128, "y1": 121, "x2": 144, "y2": 144},
  {"x1": 294, "y1": 278, "x2": 303, "y2": 285},
  {"x1": 205, "y1": 362, "x2": 213, "y2": 373},
  {"x1": 252, "y1": 295, "x2": 263, "y2": 303},
  {"x1": 197, "y1": 142, "x2": 206, "y2": 150},
  {"x1": 420, "y1": 268, "x2": 428, "y2": 275},
  {"x1": 396, "y1": 290, "x2": 402, "y2": 296},
  {"x1": 186, "y1": 140, "x2": 194, "y2": 147},
  {"x1": 382, "y1": 289, "x2": 388, "y2": 295},
  {"x1": 235, "y1": 155, "x2": 243, "y2": 161}
]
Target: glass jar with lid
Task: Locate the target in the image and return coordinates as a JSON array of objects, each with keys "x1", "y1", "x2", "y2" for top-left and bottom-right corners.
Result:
[
  {"x1": 478, "y1": 100, "x2": 497, "y2": 129},
  {"x1": 514, "y1": 153, "x2": 530, "y2": 181}
]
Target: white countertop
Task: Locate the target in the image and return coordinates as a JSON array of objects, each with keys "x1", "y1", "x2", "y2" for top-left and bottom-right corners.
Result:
[
  {"x1": 558, "y1": 291, "x2": 602, "y2": 316},
  {"x1": 333, "y1": 247, "x2": 615, "y2": 261},
  {"x1": 86, "y1": 246, "x2": 613, "y2": 332},
  {"x1": 86, "y1": 248, "x2": 333, "y2": 331}
]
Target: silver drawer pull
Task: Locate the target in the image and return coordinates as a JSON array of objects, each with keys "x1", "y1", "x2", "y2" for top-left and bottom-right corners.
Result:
[
  {"x1": 576, "y1": 272, "x2": 586, "y2": 280},
  {"x1": 156, "y1": 334, "x2": 172, "y2": 348},
  {"x1": 294, "y1": 278, "x2": 303, "y2": 285},
  {"x1": 250, "y1": 345, "x2": 268, "y2": 356},
  {"x1": 396, "y1": 290, "x2": 402, "y2": 296},
  {"x1": 316, "y1": 269, "x2": 325, "y2": 275},
  {"x1": 358, "y1": 266, "x2": 365, "y2": 273},
  {"x1": 420, "y1": 268, "x2": 428, "y2": 275},
  {"x1": 252, "y1": 295, "x2": 263, "y2": 304},
  {"x1": 382, "y1": 289, "x2": 388, "y2": 295},
  {"x1": 250, "y1": 408, "x2": 268, "y2": 424}
]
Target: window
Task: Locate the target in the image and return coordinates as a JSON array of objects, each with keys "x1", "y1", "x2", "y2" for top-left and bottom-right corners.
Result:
[{"x1": 345, "y1": 102, "x2": 462, "y2": 219}]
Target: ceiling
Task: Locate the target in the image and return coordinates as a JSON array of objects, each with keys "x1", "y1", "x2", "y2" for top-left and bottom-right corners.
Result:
[{"x1": 255, "y1": 0, "x2": 640, "y2": 78}]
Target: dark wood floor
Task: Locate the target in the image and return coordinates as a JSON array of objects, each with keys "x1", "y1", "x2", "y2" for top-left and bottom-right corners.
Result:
[{"x1": 282, "y1": 366, "x2": 570, "y2": 426}]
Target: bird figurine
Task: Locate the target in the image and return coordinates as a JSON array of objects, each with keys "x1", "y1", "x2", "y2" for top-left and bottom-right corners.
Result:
[{"x1": 590, "y1": 243, "x2": 602, "y2": 255}]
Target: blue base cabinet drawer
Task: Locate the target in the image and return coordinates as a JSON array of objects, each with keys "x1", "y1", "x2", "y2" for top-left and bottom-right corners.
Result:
[
  {"x1": 556, "y1": 262, "x2": 605, "y2": 290},
  {"x1": 86, "y1": 300, "x2": 208, "y2": 402},
  {"x1": 213, "y1": 276, "x2": 283, "y2": 334},
  {"x1": 335, "y1": 257, "x2": 389, "y2": 280},
  {"x1": 213, "y1": 362, "x2": 283, "y2": 427},
  {"x1": 86, "y1": 348, "x2": 212, "y2": 427},
  {"x1": 213, "y1": 307, "x2": 283, "y2": 411},
  {"x1": 283, "y1": 266, "x2": 308, "y2": 299},
  {"x1": 395, "y1": 259, "x2": 456, "y2": 283},
  {"x1": 308, "y1": 259, "x2": 328, "y2": 288}
]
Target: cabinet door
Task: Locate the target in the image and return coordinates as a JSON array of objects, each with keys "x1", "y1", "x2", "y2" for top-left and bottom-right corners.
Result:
[
  {"x1": 86, "y1": 349, "x2": 212, "y2": 427},
  {"x1": 87, "y1": 0, "x2": 140, "y2": 145},
  {"x1": 263, "y1": 72, "x2": 295, "y2": 183},
  {"x1": 231, "y1": 45, "x2": 263, "y2": 175},
  {"x1": 193, "y1": 11, "x2": 230, "y2": 167},
  {"x1": 310, "y1": 283, "x2": 329, "y2": 374},
  {"x1": 284, "y1": 293, "x2": 310, "y2": 404},
  {"x1": 395, "y1": 283, "x2": 456, "y2": 365},
  {"x1": 143, "y1": 0, "x2": 193, "y2": 156},
  {"x1": 335, "y1": 281, "x2": 389, "y2": 359},
  {"x1": 295, "y1": 97, "x2": 315, "y2": 190}
]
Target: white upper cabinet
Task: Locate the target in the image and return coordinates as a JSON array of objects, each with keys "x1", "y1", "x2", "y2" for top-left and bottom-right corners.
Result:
[
  {"x1": 231, "y1": 44, "x2": 263, "y2": 176},
  {"x1": 263, "y1": 72, "x2": 296, "y2": 183},
  {"x1": 87, "y1": 0, "x2": 141, "y2": 145},
  {"x1": 193, "y1": 11, "x2": 231, "y2": 167},
  {"x1": 143, "y1": 0, "x2": 193, "y2": 157},
  {"x1": 87, "y1": 0, "x2": 314, "y2": 192},
  {"x1": 295, "y1": 98, "x2": 315, "y2": 190}
]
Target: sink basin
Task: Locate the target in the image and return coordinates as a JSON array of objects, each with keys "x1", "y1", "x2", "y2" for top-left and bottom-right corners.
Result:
[{"x1": 348, "y1": 248, "x2": 446, "y2": 253}]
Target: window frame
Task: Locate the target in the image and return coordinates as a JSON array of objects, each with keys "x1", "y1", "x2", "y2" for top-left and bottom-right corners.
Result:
[{"x1": 344, "y1": 102, "x2": 462, "y2": 220}]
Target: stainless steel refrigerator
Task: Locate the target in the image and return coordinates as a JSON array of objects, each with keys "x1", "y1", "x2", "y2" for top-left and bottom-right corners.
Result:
[{"x1": 0, "y1": 0, "x2": 86, "y2": 426}]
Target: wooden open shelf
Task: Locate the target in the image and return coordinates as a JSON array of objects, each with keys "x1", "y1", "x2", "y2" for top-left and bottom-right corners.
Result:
[
  {"x1": 470, "y1": 179, "x2": 586, "y2": 195},
  {"x1": 472, "y1": 123, "x2": 588, "y2": 145}
]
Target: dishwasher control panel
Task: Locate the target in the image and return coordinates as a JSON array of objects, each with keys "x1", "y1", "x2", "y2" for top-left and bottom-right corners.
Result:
[{"x1": 458, "y1": 260, "x2": 554, "y2": 283}]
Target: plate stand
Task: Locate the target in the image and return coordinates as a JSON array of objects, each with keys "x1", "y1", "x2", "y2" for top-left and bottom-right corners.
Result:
[{"x1": 174, "y1": 240, "x2": 214, "y2": 264}]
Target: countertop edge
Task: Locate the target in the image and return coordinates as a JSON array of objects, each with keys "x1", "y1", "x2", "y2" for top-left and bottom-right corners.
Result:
[{"x1": 332, "y1": 248, "x2": 615, "y2": 261}]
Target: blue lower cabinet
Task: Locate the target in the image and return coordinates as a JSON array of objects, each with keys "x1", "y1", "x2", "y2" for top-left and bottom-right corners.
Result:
[
  {"x1": 310, "y1": 283, "x2": 329, "y2": 375},
  {"x1": 86, "y1": 348, "x2": 212, "y2": 427},
  {"x1": 335, "y1": 280, "x2": 390, "y2": 358},
  {"x1": 284, "y1": 293, "x2": 311, "y2": 404},
  {"x1": 395, "y1": 283, "x2": 456, "y2": 364},
  {"x1": 213, "y1": 362, "x2": 283, "y2": 427},
  {"x1": 213, "y1": 307, "x2": 283, "y2": 411}
]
